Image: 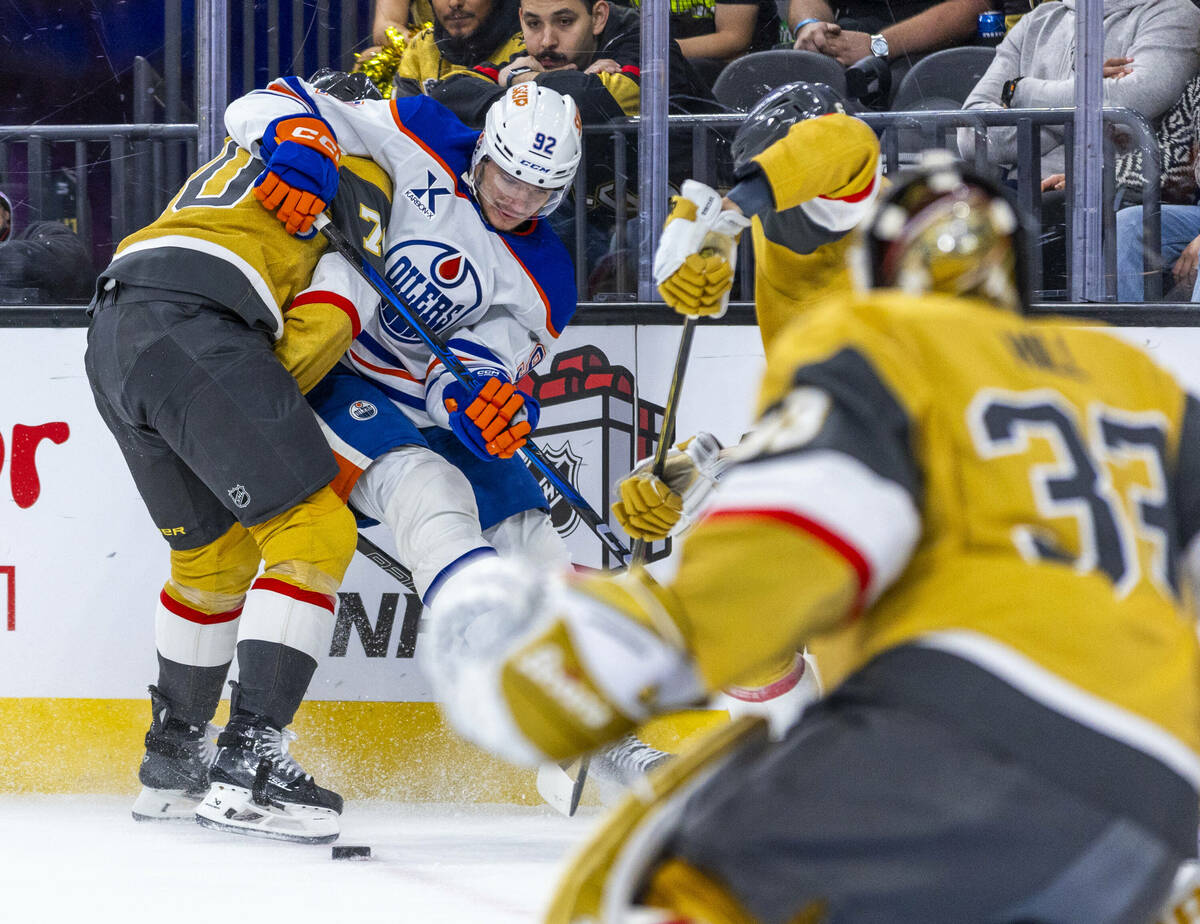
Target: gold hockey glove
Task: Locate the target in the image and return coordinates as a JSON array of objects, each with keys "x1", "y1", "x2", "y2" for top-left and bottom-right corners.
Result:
[
  {"x1": 612, "y1": 432, "x2": 727, "y2": 541},
  {"x1": 653, "y1": 180, "x2": 750, "y2": 319}
]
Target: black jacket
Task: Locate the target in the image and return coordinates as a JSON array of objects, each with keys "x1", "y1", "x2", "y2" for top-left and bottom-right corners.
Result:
[
  {"x1": 0, "y1": 221, "x2": 94, "y2": 303},
  {"x1": 434, "y1": 4, "x2": 718, "y2": 128}
]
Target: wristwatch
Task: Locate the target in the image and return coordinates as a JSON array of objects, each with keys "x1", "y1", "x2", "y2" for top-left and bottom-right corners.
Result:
[
  {"x1": 505, "y1": 65, "x2": 535, "y2": 88},
  {"x1": 869, "y1": 33, "x2": 889, "y2": 58},
  {"x1": 1001, "y1": 77, "x2": 1022, "y2": 108}
]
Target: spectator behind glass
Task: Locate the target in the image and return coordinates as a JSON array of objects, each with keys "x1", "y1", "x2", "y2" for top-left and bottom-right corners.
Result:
[
  {"x1": 357, "y1": 0, "x2": 524, "y2": 123},
  {"x1": 368, "y1": 0, "x2": 436, "y2": 45},
  {"x1": 0, "y1": 192, "x2": 94, "y2": 304},
  {"x1": 957, "y1": 0, "x2": 1200, "y2": 296},
  {"x1": 619, "y1": 0, "x2": 784, "y2": 90},
  {"x1": 958, "y1": 0, "x2": 1200, "y2": 180},
  {"x1": 788, "y1": 0, "x2": 991, "y2": 100},
  {"x1": 1115, "y1": 75, "x2": 1200, "y2": 302}
]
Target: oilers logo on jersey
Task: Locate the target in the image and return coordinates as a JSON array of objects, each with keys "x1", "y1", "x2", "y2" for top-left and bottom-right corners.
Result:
[
  {"x1": 349, "y1": 400, "x2": 377, "y2": 421},
  {"x1": 381, "y1": 240, "x2": 482, "y2": 344}
]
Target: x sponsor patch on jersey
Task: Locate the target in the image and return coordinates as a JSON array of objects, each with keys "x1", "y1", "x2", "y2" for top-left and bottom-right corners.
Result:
[{"x1": 404, "y1": 170, "x2": 451, "y2": 220}]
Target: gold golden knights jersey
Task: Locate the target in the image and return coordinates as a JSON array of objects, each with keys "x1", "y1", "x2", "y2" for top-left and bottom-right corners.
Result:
[
  {"x1": 736, "y1": 112, "x2": 882, "y2": 349},
  {"x1": 394, "y1": 25, "x2": 525, "y2": 97},
  {"x1": 667, "y1": 292, "x2": 1200, "y2": 784},
  {"x1": 104, "y1": 141, "x2": 393, "y2": 339}
]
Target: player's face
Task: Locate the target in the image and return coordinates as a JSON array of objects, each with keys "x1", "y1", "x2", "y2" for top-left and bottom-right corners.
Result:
[
  {"x1": 474, "y1": 158, "x2": 553, "y2": 230},
  {"x1": 520, "y1": 0, "x2": 608, "y2": 70},
  {"x1": 433, "y1": 0, "x2": 495, "y2": 39}
]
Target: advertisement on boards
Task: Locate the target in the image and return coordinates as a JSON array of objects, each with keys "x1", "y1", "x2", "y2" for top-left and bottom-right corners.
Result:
[{"x1": 0, "y1": 323, "x2": 767, "y2": 701}]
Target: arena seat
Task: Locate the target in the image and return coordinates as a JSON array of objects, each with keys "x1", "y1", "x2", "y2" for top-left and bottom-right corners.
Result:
[
  {"x1": 711, "y1": 50, "x2": 849, "y2": 111},
  {"x1": 891, "y1": 46, "x2": 997, "y2": 113}
]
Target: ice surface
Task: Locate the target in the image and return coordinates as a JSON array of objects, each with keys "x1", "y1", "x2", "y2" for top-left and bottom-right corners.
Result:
[{"x1": 0, "y1": 796, "x2": 600, "y2": 923}]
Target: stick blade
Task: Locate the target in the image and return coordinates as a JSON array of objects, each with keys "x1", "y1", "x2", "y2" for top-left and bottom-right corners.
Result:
[{"x1": 537, "y1": 759, "x2": 586, "y2": 817}]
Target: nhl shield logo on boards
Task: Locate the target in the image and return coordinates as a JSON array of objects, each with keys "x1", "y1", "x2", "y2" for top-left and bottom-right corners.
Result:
[
  {"x1": 349, "y1": 400, "x2": 377, "y2": 421},
  {"x1": 227, "y1": 484, "x2": 251, "y2": 509},
  {"x1": 527, "y1": 345, "x2": 668, "y2": 568},
  {"x1": 533, "y1": 442, "x2": 585, "y2": 537}
]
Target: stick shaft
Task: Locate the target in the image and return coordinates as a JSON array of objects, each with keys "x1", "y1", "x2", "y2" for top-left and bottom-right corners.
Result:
[{"x1": 630, "y1": 316, "x2": 697, "y2": 566}]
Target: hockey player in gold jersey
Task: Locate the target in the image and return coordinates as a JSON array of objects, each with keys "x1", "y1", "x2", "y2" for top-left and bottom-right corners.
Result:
[
  {"x1": 423, "y1": 154, "x2": 1200, "y2": 922},
  {"x1": 608, "y1": 82, "x2": 884, "y2": 743},
  {"x1": 85, "y1": 72, "x2": 393, "y2": 842}
]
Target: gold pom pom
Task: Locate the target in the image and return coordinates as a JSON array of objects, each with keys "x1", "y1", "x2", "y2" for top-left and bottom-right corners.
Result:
[{"x1": 353, "y1": 25, "x2": 409, "y2": 99}]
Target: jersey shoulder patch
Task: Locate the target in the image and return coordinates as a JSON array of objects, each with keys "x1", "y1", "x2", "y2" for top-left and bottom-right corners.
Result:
[{"x1": 391, "y1": 96, "x2": 479, "y2": 175}]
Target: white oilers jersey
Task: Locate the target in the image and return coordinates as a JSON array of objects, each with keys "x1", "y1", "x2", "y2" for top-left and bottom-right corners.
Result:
[{"x1": 224, "y1": 76, "x2": 577, "y2": 427}]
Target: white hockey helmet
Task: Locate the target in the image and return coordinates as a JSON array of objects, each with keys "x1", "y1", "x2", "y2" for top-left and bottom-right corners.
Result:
[{"x1": 470, "y1": 83, "x2": 583, "y2": 217}]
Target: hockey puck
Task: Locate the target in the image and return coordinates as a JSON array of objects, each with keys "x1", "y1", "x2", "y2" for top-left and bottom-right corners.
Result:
[{"x1": 331, "y1": 845, "x2": 372, "y2": 860}]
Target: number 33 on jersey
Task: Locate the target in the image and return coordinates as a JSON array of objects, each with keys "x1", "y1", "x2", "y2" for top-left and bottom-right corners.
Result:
[{"x1": 729, "y1": 289, "x2": 1200, "y2": 760}]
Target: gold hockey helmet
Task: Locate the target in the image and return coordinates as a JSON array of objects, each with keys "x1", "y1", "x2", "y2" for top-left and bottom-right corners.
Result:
[{"x1": 853, "y1": 152, "x2": 1031, "y2": 313}]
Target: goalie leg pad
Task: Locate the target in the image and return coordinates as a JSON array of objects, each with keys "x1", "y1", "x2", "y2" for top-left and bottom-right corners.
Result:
[{"x1": 544, "y1": 715, "x2": 771, "y2": 924}]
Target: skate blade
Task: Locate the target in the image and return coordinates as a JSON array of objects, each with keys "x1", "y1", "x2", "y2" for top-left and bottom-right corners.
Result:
[
  {"x1": 194, "y1": 782, "x2": 340, "y2": 845},
  {"x1": 131, "y1": 786, "x2": 205, "y2": 823}
]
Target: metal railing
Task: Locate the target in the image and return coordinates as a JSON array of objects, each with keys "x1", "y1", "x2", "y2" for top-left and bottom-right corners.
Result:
[
  {"x1": 0, "y1": 107, "x2": 1163, "y2": 308},
  {"x1": 0, "y1": 124, "x2": 197, "y2": 267},
  {"x1": 564, "y1": 106, "x2": 1163, "y2": 303}
]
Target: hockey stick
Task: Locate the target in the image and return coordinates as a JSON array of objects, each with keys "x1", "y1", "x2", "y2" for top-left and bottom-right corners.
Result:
[
  {"x1": 629, "y1": 315, "x2": 697, "y2": 565},
  {"x1": 314, "y1": 213, "x2": 631, "y2": 568},
  {"x1": 542, "y1": 309, "x2": 700, "y2": 815},
  {"x1": 356, "y1": 531, "x2": 417, "y2": 595}
]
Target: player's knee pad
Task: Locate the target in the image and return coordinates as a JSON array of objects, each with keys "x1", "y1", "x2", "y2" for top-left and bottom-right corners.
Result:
[
  {"x1": 352, "y1": 446, "x2": 490, "y2": 599},
  {"x1": 158, "y1": 524, "x2": 260, "y2": 668},
  {"x1": 168, "y1": 522, "x2": 261, "y2": 607},
  {"x1": 484, "y1": 508, "x2": 570, "y2": 569},
  {"x1": 247, "y1": 485, "x2": 357, "y2": 592}
]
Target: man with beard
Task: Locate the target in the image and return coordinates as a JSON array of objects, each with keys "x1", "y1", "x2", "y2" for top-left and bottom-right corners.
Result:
[
  {"x1": 389, "y1": 0, "x2": 526, "y2": 124},
  {"x1": 468, "y1": 0, "x2": 718, "y2": 284}
]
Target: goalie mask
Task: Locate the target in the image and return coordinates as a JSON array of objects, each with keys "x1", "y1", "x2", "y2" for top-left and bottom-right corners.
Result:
[
  {"x1": 469, "y1": 83, "x2": 583, "y2": 218},
  {"x1": 308, "y1": 68, "x2": 383, "y2": 102},
  {"x1": 852, "y1": 152, "x2": 1031, "y2": 314},
  {"x1": 731, "y1": 81, "x2": 849, "y2": 176}
]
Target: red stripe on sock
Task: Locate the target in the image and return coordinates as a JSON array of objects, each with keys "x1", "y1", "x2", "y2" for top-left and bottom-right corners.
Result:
[
  {"x1": 158, "y1": 589, "x2": 243, "y2": 625},
  {"x1": 250, "y1": 576, "x2": 336, "y2": 613}
]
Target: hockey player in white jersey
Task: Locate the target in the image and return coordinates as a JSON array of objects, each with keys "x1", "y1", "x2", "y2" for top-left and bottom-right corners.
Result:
[{"x1": 224, "y1": 78, "x2": 581, "y2": 617}]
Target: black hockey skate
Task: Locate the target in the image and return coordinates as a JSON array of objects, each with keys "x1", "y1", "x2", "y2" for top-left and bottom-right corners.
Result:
[
  {"x1": 195, "y1": 711, "x2": 342, "y2": 844},
  {"x1": 131, "y1": 685, "x2": 219, "y2": 823}
]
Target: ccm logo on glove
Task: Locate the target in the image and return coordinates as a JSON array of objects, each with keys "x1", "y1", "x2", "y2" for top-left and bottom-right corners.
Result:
[
  {"x1": 283, "y1": 123, "x2": 341, "y2": 161},
  {"x1": 253, "y1": 114, "x2": 342, "y2": 235}
]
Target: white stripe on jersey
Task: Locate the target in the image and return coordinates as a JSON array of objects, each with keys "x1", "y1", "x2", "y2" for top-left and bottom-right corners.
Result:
[
  {"x1": 799, "y1": 161, "x2": 884, "y2": 234},
  {"x1": 919, "y1": 629, "x2": 1200, "y2": 790},
  {"x1": 708, "y1": 450, "x2": 920, "y2": 604},
  {"x1": 113, "y1": 235, "x2": 284, "y2": 336},
  {"x1": 316, "y1": 413, "x2": 377, "y2": 472}
]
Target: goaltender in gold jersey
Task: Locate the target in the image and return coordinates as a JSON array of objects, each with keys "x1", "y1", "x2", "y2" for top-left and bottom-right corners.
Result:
[{"x1": 421, "y1": 148, "x2": 1200, "y2": 923}]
